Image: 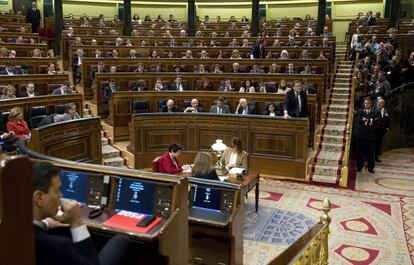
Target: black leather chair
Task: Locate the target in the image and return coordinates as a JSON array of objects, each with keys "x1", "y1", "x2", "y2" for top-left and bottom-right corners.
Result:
[
  {"x1": 157, "y1": 99, "x2": 168, "y2": 112},
  {"x1": 28, "y1": 106, "x2": 48, "y2": 129},
  {"x1": 54, "y1": 104, "x2": 67, "y2": 114},
  {"x1": 132, "y1": 100, "x2": 150, "y2": 114},
  {"x1": 0, "y1": 112, "x2": 10, "y2": 132}
]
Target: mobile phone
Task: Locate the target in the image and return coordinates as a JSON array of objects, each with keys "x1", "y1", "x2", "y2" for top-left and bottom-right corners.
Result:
[{"x1": 136, "y1": 215, "x2": 156, "y2": 227}]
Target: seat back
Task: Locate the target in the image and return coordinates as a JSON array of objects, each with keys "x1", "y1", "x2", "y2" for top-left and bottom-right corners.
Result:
[
  {"x1": 0, "y1": 112, "x2": 10, "y2": 132},
  {"x1": 152, "y1": 156, "x2": 162, "y2": 172},
  {"x1": 157, "y1": 99, "x2": 168, "y2": 112},
  {"x1": 133, "y1": 100, "x2": 150, "y2": 114},
  {"x1": 28, "y1": 106, "x2": 48, "y2": 129},
  {"x1": 54, "y1": 104, "x2": 67, "y2": 114},
  {"x1": 47, "y1": 83, "x2": 61, "y2": 94}
]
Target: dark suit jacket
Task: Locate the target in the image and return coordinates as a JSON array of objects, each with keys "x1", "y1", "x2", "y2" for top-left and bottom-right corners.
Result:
[
  {"x1": 71, "y1": 54, "x2": 82, "y2": 71},
  {"x1": 230, "y1": 68, "x2": 245, "y2": 73},
  {"x1": 367, "y1": 16, "x2": 376, "y2": 26},
  {"x1": 237, "y1": 106, "x2": 255, "y2": 115},
  {"x1": 0, "y1": 69, "x2": 22, "y2": 75},
  {"x1": 19, "y1": 91, "x2": 39, "y2": 97},
  {"x1": 251, "y1": 44, "x2": 266, "y2": 59},
  {"x1": 283, "y1": 90, "x2": 308, "y2": 117},
  {"x1": 375, "y1": 108, "x2": 390, "y2": 135},
  {"x1": 26, "y1": 8, "x2": 41, "y2": 32},
  {"x1": 193, "y1": 169, "x2": 219, "y2": 181},
  {"x1": 130, "y1": 85, "x2": 146, "y2": 91},
  {"x1": 161, "y1": 105, "x2": 178, "y2": 112},
  {"x1": 103, "y1": 86, "x2": 119, "y2": 103},
  {"x1": 210, "y1": 104, "x2": 230, "y2": 114},
  {"x1": 356, "y1": 108, "x2": 380, "y2": 140},
  {"x1": 35, "y1": 226, "x2": 99, "y2": 265},
  {"x1": 170, "y1": 83, "x2": 188, "y2": 91}
]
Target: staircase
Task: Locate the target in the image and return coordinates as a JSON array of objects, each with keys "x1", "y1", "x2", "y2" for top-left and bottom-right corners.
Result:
[
  {"x1": 101, "y1": 132, "x2": 125, "y2": 167},
  {"x1": 309, "y1": 56, "x2": 353, "y2": 185},
  {"x1": 335, "y1": 43, "x2": 348, "y2": 61}
]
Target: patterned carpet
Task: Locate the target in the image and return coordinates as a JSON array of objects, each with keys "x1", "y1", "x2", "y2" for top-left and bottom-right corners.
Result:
[{"x1": 243, "y1": 148, "x2": 414, "y2": 265}]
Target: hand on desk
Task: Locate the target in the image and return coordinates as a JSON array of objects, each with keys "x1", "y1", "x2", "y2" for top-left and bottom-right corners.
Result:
[
  {"x1": 182, "y1": 164, "x2": 191, "y2": 170},
  {"x1": 54, "y1": 199, "x2": 85, "y2": 229}
]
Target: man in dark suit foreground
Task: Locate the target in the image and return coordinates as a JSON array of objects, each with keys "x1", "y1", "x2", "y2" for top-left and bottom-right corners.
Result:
[
  {"x1": 283, "y1": 80, "x2": 308, "y2": 119},
  {"x1": 33, "y1": 161, "x2": 131, "y2": 265}
]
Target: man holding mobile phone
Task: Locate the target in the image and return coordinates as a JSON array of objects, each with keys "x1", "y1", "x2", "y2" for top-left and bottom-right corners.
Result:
[{"x1": 32, "y1": 161, "x2": 131, "y2": 265}]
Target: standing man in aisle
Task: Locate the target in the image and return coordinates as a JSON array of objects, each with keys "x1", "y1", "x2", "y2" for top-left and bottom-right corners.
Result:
[
  {"x1": 356, "y1": 97, "x2": 379, "y2": 173},
  {"x1": 26, "y1": 2, "x2": 41, "y2": 33}
]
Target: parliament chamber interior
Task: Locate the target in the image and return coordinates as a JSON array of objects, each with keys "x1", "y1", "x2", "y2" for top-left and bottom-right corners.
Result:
[{"x1": 0, "y1": 0, "x2": 413, "y2": 264}]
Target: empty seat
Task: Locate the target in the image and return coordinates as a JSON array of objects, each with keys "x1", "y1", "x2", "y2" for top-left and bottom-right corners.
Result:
[
  {"x1": 47, "y1": 83, "x2": 61, "y2": 94},
  {"x1": 28, "y1": 106, "x2": 48, "y2": 129},
  {"x1": 132, "y1": 100, "x2": 150, "y2": 114}
]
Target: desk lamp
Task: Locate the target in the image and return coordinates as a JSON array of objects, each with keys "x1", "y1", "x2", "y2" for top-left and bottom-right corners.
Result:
[{"x1": 211, "y1": 139, "x2": 228, "y2": 175}]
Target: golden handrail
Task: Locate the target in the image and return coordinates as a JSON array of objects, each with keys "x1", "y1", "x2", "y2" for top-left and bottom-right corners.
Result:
[
  {"x1": 339, "y1": 76, "x2": 356, "y2": 188},
  {"x1": 268, "y1": 198, "x2": 331, "y2": 265}
]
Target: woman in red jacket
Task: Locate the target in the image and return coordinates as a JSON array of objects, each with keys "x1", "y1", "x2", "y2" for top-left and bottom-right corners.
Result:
[
  {"x1": 158, "y1": 143, "x2": 190, "y2": 174},
  {"x1": 7, "y1": 107, "x2": 31, "y2": 139}
]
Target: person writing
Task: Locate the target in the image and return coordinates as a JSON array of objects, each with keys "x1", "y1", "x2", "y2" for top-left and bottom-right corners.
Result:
[
  {"x1": 220, "y1": 137, "x2": 248, "y2": 169},
  {"x1": 32, "y1": 161, "x2": 131, "y2": 265},
  {"x1": 191, "y1": 152, "x2": 219, "y2": 180},
  {"x1": 158, "y1": 143, "x2": 190, "y2": 174}
]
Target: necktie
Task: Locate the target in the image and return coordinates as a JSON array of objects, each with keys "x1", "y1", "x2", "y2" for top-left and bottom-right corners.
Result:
[{"x1": 218, "y1": 107, "x2": 222, "y2": 114}]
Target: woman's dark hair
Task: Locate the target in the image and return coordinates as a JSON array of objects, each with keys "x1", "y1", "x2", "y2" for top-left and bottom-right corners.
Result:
[
  {"x1": 33, "y1": 161, "x2": 60, "y2": 193},
  {"x1": 168, "y1": 143, "x2": 182, "y2": 153},
  {"x1": 267, "y1": 102, "x2": 276, "y2": 112},
  {"x1": 231, "y1": 137, "x2": 243, "y2": 153}
]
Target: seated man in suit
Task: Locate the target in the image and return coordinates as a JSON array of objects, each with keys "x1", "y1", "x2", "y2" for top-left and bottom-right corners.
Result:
[
  {"x1": 52, "y1": 81, "x2": 73, "y2": 95},
  {"x1": 153, "y1": 78, "x2": 168, "y2": 91},
  {"x1": 366, "y1": 10, "x2": 376, "y2": 26},
  {"x1": 0, "y1": 61, "x2": 22, "y2": 75},
  {"x1": 170, "y1": 76, "x2": 187, "y2": 91},
  {"x1": 230, "y1": 62, "x2": 245, "y2": 73},
  {"x1": 283, "y1": 80, "x2": 309, "y2": 119},
  {"x1": 235, "y1": 98, "x2": 255, "y2": 115},
  {"x1": 32, "y1": 161, "x2": 131, "y2": 265},
  {"x1": 161, "y1": 99, "x2": 178, "y2": 113},
  {"x1": 219, "y1": 79, "x2": 235, "y2": 92},
  {"x1": 210, "y1": 97, "x2": 230, "y2": 114},
  {"x1": 302, "y1": 79, "x2": 316, "y2": 94},
  {"x1": 285, "y1": 63, "x2": 297, "y2": 75},
  {"x1": 0, "y1": 130, "x2": 17, "y2": 152},
  {"x1": 89, "y1": 62, "x2": 106, "y2": 82},
  {"x1": 184, "y1": 98, "x2": 203, "y2": 113},
  {"x1": 19, "y1": 81, "x2": 39, "y2": 97},
  {"x1": 102, "y1": 79, "x2": 119, "y2": 114}
]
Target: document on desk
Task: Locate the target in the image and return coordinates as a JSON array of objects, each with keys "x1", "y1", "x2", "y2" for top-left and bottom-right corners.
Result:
[
  {"x1": 228, "y1": 167, "x2": 245, "y2": 174},
  {"x1": 182, "y1": 167, "x2": 192, "y2": 173},
  {"x1": 218, "y1": 176, "x2": 229, "y2": 182},
  {"x1": 103, "y1": 210, "x2": 162, "y2": 233}
]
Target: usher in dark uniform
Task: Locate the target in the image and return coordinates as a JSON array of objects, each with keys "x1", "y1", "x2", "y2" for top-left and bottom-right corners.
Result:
[{"x1": 356, "y1": 107, "x2": 380, "y2": 173}]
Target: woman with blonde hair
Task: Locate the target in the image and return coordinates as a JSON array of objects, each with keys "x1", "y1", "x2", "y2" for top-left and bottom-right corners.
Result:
[
  {"x1": 7, "y1": 107, "x2": 30, "y2": 139},
  {"x1": 192, "y1": 152, "x2": 219, "y2": 180},
  {"x1": 0, "y1": 85, "x2": 16, "y2": 100}
]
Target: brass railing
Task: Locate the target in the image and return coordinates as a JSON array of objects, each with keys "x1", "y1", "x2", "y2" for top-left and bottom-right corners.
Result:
[
  {"x1": 339, "y1": 76, "x2": 356, "y2": 188},
  {"x1": 268, "y1": 198, "x2": 331, "y2": 265}
]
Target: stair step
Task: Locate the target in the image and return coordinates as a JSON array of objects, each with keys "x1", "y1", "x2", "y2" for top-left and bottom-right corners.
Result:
[
  {"x1": 101, "y1": 137, "x2": 109, "y2": 146},
  {"x1": 331, "y1": 93, "x2": 350, "y2": 99},
  {"x1": 311, "y1": 150, "x2": 343, "y2": 166},
  {"x1": 321, "y1": 125, "x2": 346, "y2": 136},
  {"x1": 312, "y1": 164, "x2": 341, "y2": 176},
  {"x1": 102, "y1": 145, "x2": 120, "y2": 159},
  {"x1": 311, "y1": 174, "x2": 339, "y2": 184},
  {"x1": 317, "y1": 134, "x2": 345, "y2": 144},
  {"x1": 325, "y1": 118, "x2": 347, "y2": 126},
  {"x1": 103, "y1": 157, "x2": 125, "y2": 167},
  {"x1": 318, "y1": 142, "x2": 345, "y2": 152},
  {"x1": 324, "y1": 111, "x2": 348, "y2": 120}
]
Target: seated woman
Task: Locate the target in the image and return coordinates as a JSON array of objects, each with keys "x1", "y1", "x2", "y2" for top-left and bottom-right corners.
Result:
[
  {"x1": 158, "y1": 143, "x2": 190, "y2": 174},
  {"x1": 191, "y1": 152, "x2": 219, "y2": 180},
  {"x1": 264, "y1": 102, "x2": 282, "y2": 116},
  {"x1": 220, "y1": 137, "x2": 248, "y2": 169},
  {"x1": 239, "y1": 79, "x2": 256, "y2": 93},
  {"x1": 61, "y1": 103, "x2": 81, "y2": 121},
  {"x1": 196, "y1": 78, "x2": 213, "y2": 91},
  {"x1": 7, "y1": 107, "x2": 30, "y2": 139},
  {"x1": 0, "y1": 85, "x2": 16, "y2": 100}
]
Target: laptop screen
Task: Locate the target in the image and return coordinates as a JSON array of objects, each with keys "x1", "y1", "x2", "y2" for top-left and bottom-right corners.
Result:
[{"x1": 191, "y1": 185, "x2": 223, "y2": 212}]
